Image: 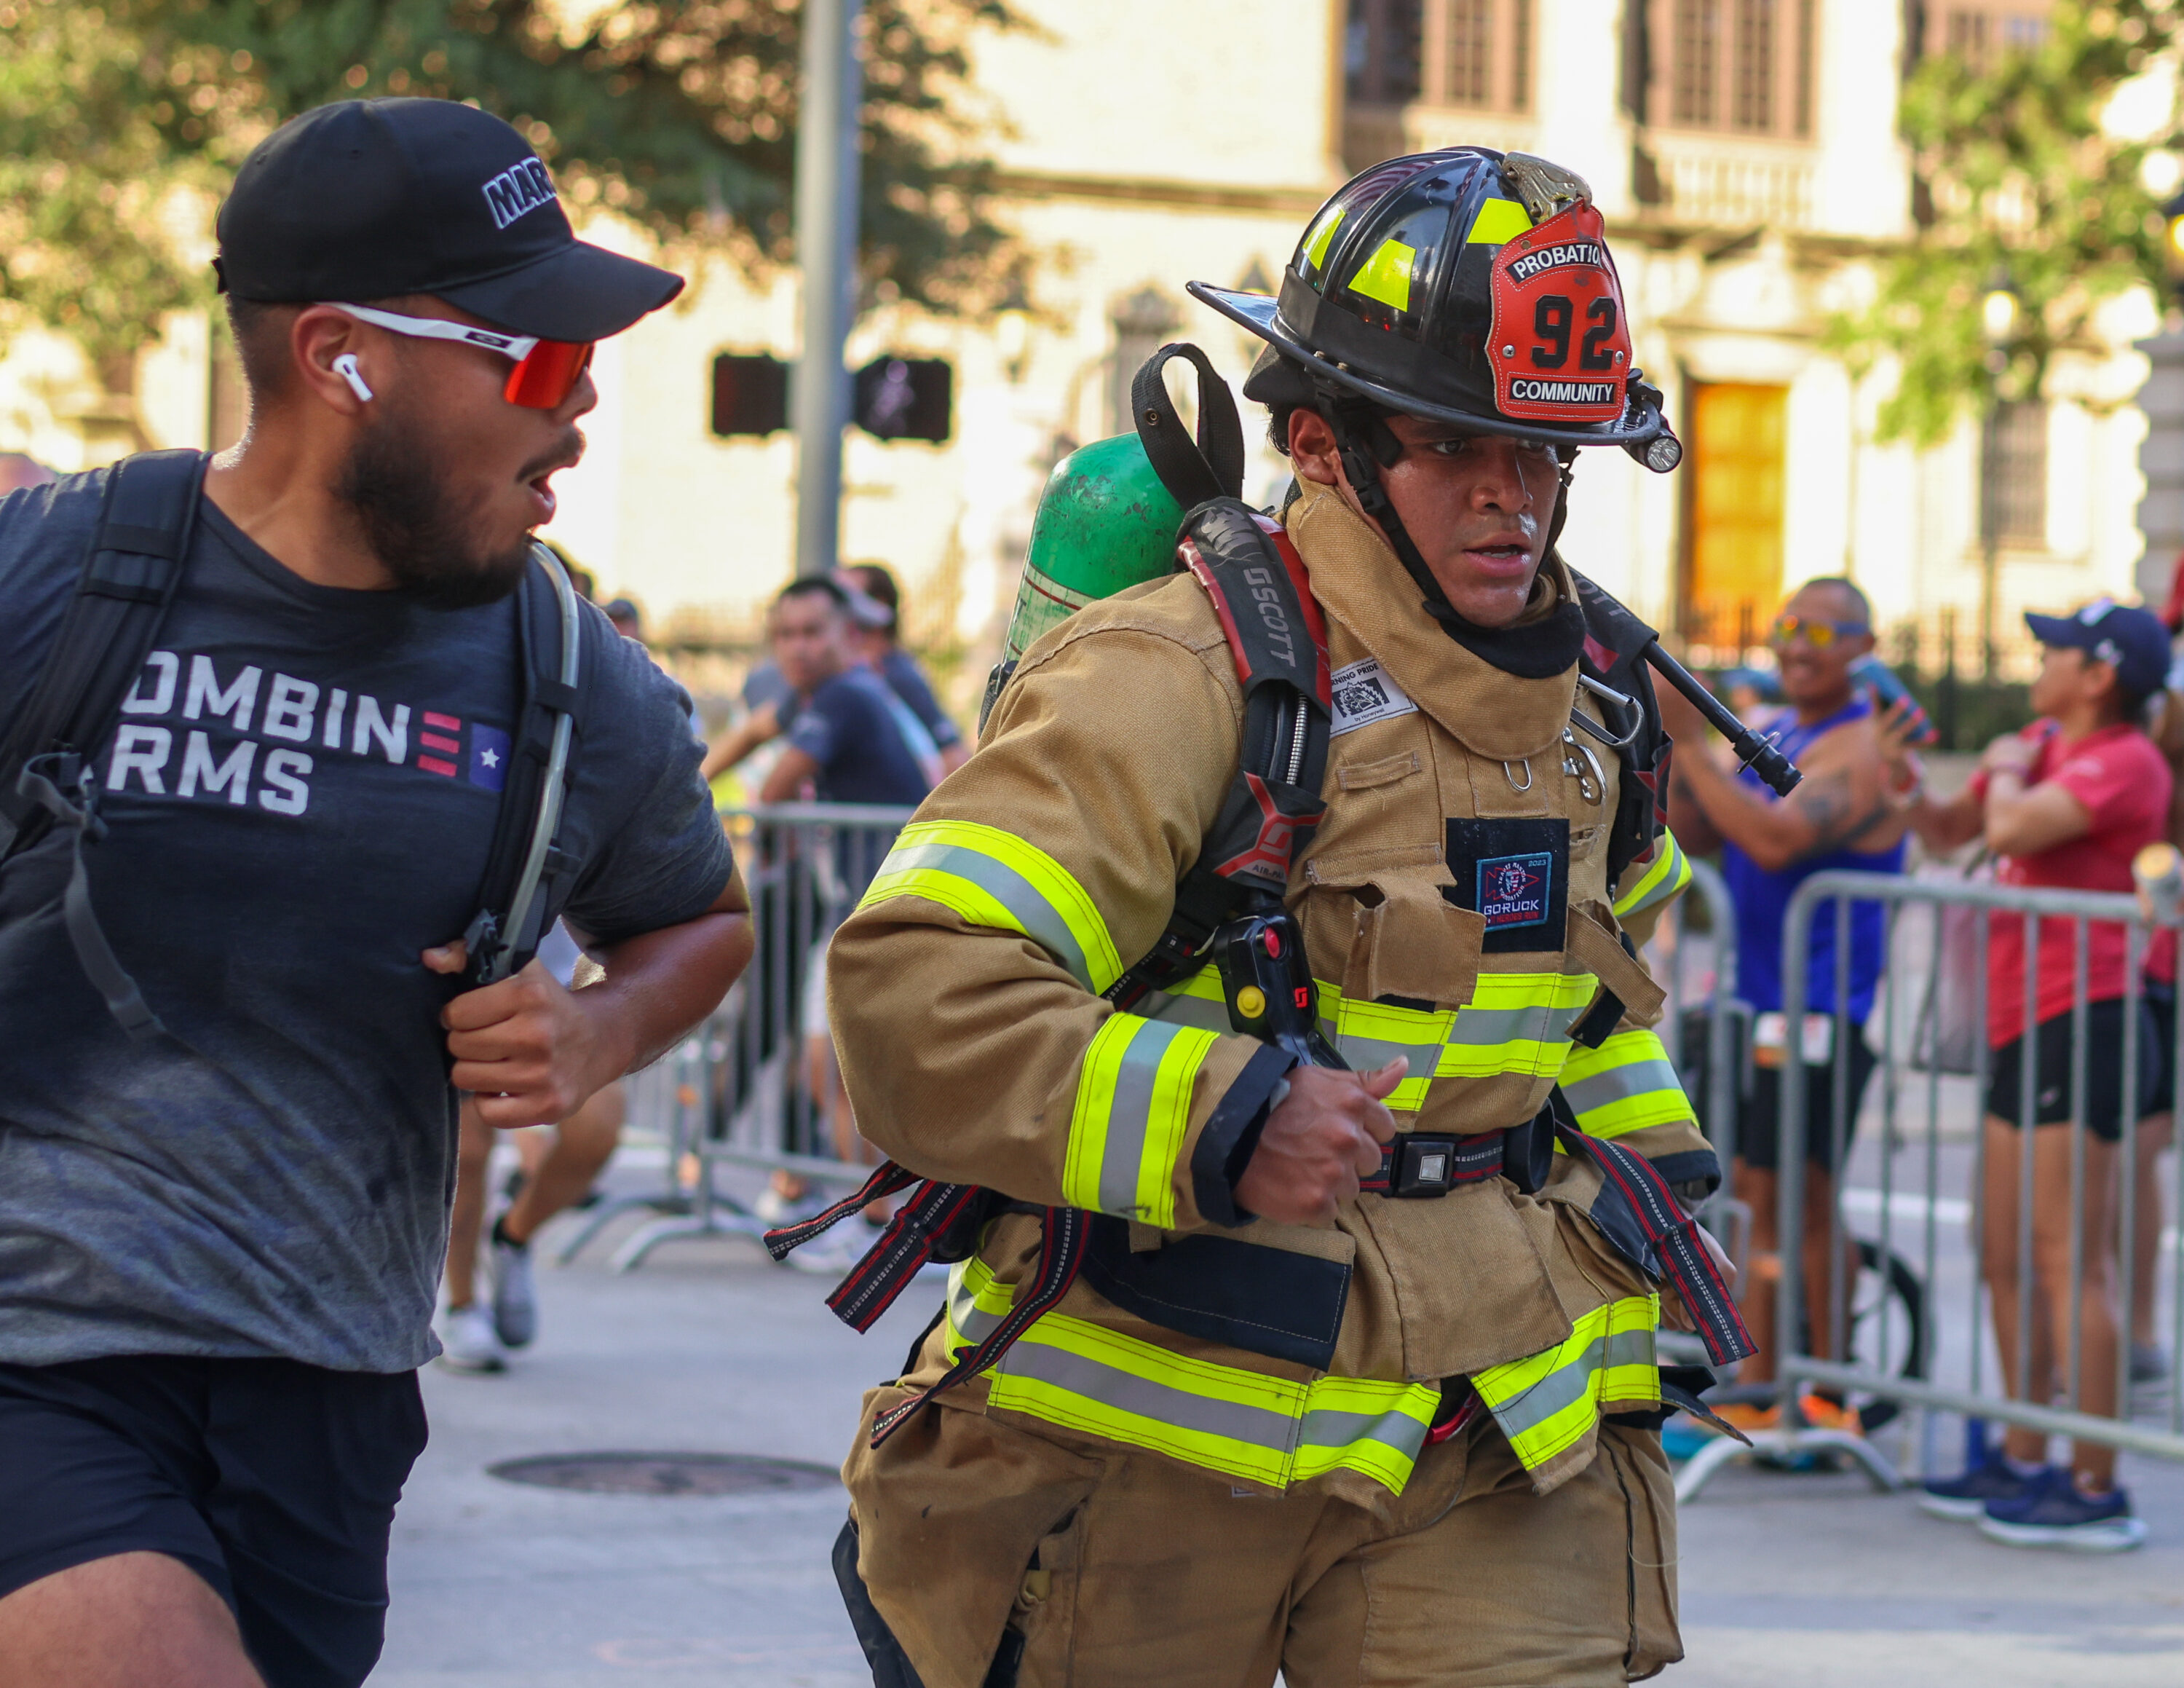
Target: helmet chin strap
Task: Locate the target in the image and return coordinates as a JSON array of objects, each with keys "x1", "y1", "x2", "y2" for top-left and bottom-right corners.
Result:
[
  {"x1": 1317, "y1": 384, "x2": 1572, "y2": 631},
  {"x1": 1319, "y1": 388, "x2": 1457, "y2": 625}
]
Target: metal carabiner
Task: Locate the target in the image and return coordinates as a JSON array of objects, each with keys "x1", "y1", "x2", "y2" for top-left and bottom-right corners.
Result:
[{"x1": 1561, "y1": 727, "x2": 1606, "y2": 805}]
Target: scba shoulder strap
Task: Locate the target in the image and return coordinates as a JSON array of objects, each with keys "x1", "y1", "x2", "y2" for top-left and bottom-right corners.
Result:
[
  {"x1": 0, "y1": 452, "x2": 585, "y2": 1034},
  {"x1": 1562, "y1": 564, "x2": 1672, "y2": 901}
]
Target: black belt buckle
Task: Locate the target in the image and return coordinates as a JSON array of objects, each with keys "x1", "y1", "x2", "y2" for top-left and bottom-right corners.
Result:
[{"x1": 1394, "y1": 1134, "x2": 1463, "y2": 1198}]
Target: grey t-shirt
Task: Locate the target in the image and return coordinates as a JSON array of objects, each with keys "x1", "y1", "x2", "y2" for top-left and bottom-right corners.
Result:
[{"x1": 0, "y1": 470, "x2": 732, "y2": 1372}]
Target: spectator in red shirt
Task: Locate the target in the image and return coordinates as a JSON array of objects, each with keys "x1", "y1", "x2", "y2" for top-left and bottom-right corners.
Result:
[{"x1": 1888, "y1": 599, "x2": 2170, "y2": 1550}]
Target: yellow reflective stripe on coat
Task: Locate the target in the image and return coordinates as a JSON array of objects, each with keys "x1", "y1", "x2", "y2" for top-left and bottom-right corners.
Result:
[
  {"x1": 859, "y1": 819, "x2": 1125, "y2": 994},
  {"x1": 1142, "y1": 963, "x2": 1233, "y2": 1035},
  {"x1": 1613, "y1": 829, "x2": 1690, "y2": 921},
  {"x1": 1064, "y1": 1013, "x2": 1220, "y2": 1226},
  {"x1": 988, "y1": 1312, "x2": 1439, "y2": 1493},
  {"x1": 1472, "y1": 1295, "x2": 1661, "y2": 1473},
  {"x1": 944, "y1": 1253, "x2": 1015, "y2": 1354},
  {"x1": 1313, "y1": 971, "x2": 1600, "y2": 1106},
  {"x1": 1557, "y1": 1029, "x2": 1697, "y2": 1140}
]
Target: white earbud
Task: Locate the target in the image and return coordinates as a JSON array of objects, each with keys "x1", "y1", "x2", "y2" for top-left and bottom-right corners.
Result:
[{"x1": 333, "y1": 353, "x2": 374, "y2": 403}]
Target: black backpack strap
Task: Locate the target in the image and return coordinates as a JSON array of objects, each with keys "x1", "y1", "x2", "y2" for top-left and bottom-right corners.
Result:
[
  {"x1": 462, "y1": 543, "x2": 587, "y2": 985},
  {"x1": 0, "y1": 450, "x2": 206, "y2": 1041},
  {"x1": 0, "y1": 450, "x2": 205, "y2": 860}
]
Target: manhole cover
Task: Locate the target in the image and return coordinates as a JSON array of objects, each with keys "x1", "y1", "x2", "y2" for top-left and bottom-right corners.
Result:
[{"x1": 486, "y1": 1451, "x2": 839, "y2": 1496}]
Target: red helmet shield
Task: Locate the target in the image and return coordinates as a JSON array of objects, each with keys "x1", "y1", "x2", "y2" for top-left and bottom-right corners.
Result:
[{"x1": 1487, "y1": 200, "x2": 1631, "y2": 426}]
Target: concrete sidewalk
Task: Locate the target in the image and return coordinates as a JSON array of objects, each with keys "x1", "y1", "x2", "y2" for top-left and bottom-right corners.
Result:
[{"x1": 372, "y1": 1198, "x2": 2184, "y2": 1687}]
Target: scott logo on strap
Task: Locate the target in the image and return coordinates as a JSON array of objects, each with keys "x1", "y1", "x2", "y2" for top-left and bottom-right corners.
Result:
[{"x1": 1477, "y1": 851, "x2": 1554, "y2": 931}]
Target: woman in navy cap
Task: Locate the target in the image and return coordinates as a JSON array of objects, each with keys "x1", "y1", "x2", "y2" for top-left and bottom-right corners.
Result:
[{"x1": 1887, "y1": 597, "x2": 2171, "y2": 1551}]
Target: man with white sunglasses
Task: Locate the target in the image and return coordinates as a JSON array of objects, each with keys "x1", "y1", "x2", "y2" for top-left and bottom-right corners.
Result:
[{"x1": 0, "y1": 99, "x2": 752, "y2": 1687}]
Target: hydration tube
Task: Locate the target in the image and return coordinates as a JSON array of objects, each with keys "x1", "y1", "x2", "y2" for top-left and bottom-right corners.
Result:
[{"x1": 484, "y1": 542, "x2": 582, "y2": 983}]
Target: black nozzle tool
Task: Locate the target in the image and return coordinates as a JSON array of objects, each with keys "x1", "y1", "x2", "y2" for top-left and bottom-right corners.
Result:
[{"x1": 1642, "y1": 640, "x2": 1802, "y2": 797}]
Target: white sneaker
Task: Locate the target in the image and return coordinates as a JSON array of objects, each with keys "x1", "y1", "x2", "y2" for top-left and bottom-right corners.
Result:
[
  {"x1": 786, "y1": 1227, "x2": 874, "y2": 1277},
  {"x1": 753, "y1": 1183, "x2": 829, "y2": 1227},
  {"x1": 436, "y1": 1302, "x2": 505, "y2": 1373},
  {"x1": 489, "y1": 1230, "x2": 538, "y2": 1349}
]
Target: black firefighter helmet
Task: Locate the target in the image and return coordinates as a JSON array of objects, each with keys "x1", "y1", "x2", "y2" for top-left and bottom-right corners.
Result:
[{"x1": 1190, "y1": 147, "x2": 1679, "y2": 468}]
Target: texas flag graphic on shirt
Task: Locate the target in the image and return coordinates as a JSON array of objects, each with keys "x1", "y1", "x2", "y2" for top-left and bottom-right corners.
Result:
[{"x1": 417, "y1": 712, "x2": 510, "y2": 792}]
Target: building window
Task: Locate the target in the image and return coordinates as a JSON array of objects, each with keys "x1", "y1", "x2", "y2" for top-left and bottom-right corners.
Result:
[
  {"x1": 1650, "y1": 0, "x2": 1815, "y2": 138},
  {"x1": 1348, "y1": 0, "x2": 1535, "y2": 113},
  {"x1": 1936, "y1": 3, "x2": 2050, "y2": 71},
  {"x1": 1981, "y1": 401, "x2": 2048, "y2": 549},
  {"x1": 1107, "y1": 288, "x2": 1179, "y2": 438},
  {"x1": 1348, "y1": 0, "x2": 1424, "y2": 106}
]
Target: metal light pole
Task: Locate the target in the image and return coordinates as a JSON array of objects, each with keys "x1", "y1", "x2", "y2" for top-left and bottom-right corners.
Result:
[
  {"x1": 1978, "y1": 269, "x2": 2020, "y2": 682},
  {"x1": 792, "y1": 0, "x2": 864, "y2": 578},
  {"x1": 2133, "y1": 192, "x2": 2184, "y2": 607}
]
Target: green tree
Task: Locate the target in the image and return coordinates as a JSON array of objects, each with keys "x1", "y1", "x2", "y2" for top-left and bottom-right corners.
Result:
[
  {"x1": 0, "y1": 0, "x2": 1029, "y2": 371},
  {"x1": 0, "y1": 4, "x2": 251, "y2": 368},
  {"x1": 1827, "y1": 0, "x2": 2183, "y2": 445}
]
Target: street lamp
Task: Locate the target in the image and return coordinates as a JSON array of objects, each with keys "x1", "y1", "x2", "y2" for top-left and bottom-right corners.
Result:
[
  {"x1": 1978, "y1": 266, "x2": 2022, "y2": 681},
  {"x1": 2162, "y1": 186, "x2": 2184, "y2": 309}
]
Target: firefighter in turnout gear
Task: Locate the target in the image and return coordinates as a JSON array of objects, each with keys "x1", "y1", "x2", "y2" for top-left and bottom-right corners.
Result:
[{"x1": 820, "y1": 149, "x2": 1746, "y2": 1687}]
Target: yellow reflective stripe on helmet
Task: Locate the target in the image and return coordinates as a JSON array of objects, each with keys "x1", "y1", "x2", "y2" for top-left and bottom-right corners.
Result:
[
  {"x1": 1348, "y1": 238, "x2": 1417, "y2": 312},
  {"x1": 1302, "y1": 205, "x2": 1346, "y2": 272},
  {"x1": 1064, "y1": 1014, "x2": 1220, "y2": 1227},
  {"x1": 1466, "y1": 197, "x2": 1533, "y2": 245},
  {"x1": 1473, "y1": 1294, "x2": 1661, "y2": 1472},
  {"x1": 1613, "y1": 829, "x2": 1690, "y2": 921},
  {"x1": 988, "y1": 1312, "x2": 1437, "y2": 1493},
  {"x1": 944, "y1": 1253, "x2": 1015, "y2": 1354},
  {"x1": 860, "y1": 819, "x2": 1124, "y2": 994},
  {"x1": 1557, "y1": 1029, "x2": 1697, "y2": 1140}
]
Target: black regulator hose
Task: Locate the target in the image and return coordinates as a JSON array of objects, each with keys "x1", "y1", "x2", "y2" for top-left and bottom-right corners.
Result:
[{"x1": 1642, "y1": 642, "x2": 1802, "y2": 796}]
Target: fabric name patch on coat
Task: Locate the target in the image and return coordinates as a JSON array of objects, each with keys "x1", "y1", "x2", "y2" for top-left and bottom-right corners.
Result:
[
  {"x1": 1444, "y1": 817, "x2": 1570, "y2": 954},
  {"x1": 1329, "y1": 658, "x2": 1418, "y2": 736}
]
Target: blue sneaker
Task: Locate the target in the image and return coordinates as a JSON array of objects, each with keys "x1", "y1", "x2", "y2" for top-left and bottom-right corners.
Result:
[
  {"x1": 1918, "y1": 1454, "x2": 2043, "y2": 1521},
  {"x1": 1977, "y1": 1467, "x2": 2148, "y2": 1552}
]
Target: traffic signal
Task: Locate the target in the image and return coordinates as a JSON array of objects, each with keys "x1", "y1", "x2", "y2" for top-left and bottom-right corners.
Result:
[
  {"x1": 711, "y1": 353, "x2": 789, "y2": 438},
  {"x1": 853, "y1": 355, "x2": 951, "y2": 443}
]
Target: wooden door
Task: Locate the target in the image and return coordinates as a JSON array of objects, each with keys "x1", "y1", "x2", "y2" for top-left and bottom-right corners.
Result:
[{"x1": 1684, "y1": 382, "x2": 1787, "y2": 652}]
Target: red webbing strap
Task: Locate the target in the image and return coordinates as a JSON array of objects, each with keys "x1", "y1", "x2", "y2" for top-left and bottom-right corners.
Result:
[
  {"x1": 868, "y1": 1205, "x2": 1086, "y2": 1448},
  {"x1": 1567, "y1": 1129, "x2": 1754, "y2": 1367},
  {"x1": 823, "y1": 1180, "x2": 985, "y2": 1333},
  {"x1": 761, "y1": 1161, "x2": 920, "y2": 1263}
]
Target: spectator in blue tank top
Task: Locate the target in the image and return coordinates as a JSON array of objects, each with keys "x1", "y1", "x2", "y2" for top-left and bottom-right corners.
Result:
[{"x1": 1656, "y1": 578, "x2": 1910, "y2": 1424}]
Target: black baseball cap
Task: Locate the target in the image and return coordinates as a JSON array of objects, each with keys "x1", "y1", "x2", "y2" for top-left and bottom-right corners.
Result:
[
  {"x1": 2024, "y1": 599, "x2": 2172, "y2": 701},
  {"x1": 215, "y1": 98, "x2": 682, "y2": 342}
]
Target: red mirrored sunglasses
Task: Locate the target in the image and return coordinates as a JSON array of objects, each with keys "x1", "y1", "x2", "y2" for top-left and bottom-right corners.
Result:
[{"x1": 331, "y1": 303, "x2": 596, "y2": 410}]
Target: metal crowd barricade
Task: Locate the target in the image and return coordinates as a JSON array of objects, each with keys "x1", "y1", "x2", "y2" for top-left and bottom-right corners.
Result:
[
  {"x1": 555, "y1": 802, "x2": 919, "y2": 1271},
  {"x1": 1676, "y1": 869, "x2": 2184, "y2": 1502},
  {"x1": 1646, "y1": 856, "x2": 1753, "y2": 1260}
]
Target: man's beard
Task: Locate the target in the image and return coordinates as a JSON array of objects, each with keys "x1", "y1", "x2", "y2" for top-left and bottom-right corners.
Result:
[{"x1": 333, "y1": 400, "x2": 553, "y2": 610}]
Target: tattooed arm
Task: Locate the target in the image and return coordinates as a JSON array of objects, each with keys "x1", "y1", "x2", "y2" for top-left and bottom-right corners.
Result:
[{"x1": 1661, "y1": 706, "x2": 1909, "y2": 873}]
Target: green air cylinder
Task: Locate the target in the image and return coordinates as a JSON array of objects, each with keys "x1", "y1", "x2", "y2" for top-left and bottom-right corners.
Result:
[{"x1": 1000, "y1": 432, "x2": 1185, "y2": 667}]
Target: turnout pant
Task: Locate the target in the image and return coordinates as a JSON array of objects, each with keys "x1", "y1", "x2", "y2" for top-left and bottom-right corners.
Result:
[{"x1": 840, "y1": 1387, "x2": 1681, "y2": 1688}]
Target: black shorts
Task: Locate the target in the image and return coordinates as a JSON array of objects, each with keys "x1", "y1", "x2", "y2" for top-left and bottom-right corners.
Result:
[
  {"x1": 1985, "y1": 997, "x2": 2161, "y2": 1145},
  {"x1": 0, "y1": 1354, "x2": 427, "y2": 1688},
  {"x1": 2147, "y1": 985, "x2": 2177, "y2": 1116},
  {"x1": 1738, "y1": 1032, "x2": 1878, "y2": 1177}
]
